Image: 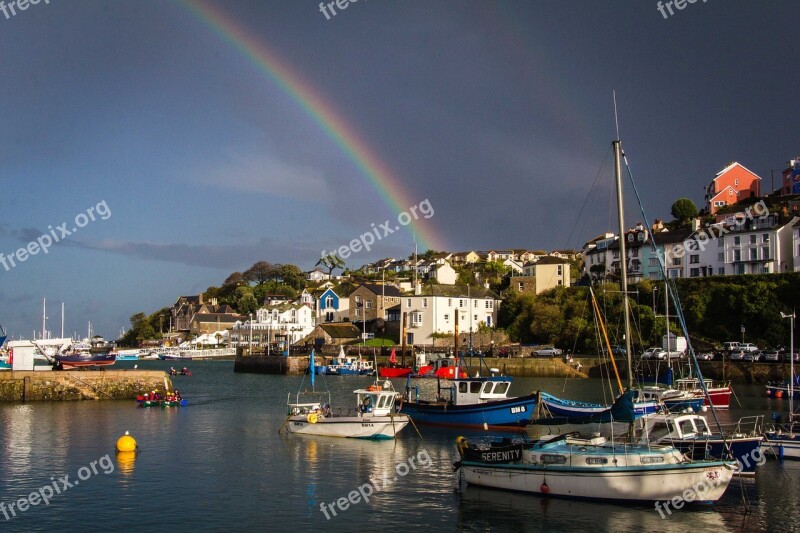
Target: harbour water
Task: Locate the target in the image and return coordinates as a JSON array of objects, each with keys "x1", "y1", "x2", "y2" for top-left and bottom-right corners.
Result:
[{"x1": 1, "y1": 361, "x2": 798, "y2": 532}]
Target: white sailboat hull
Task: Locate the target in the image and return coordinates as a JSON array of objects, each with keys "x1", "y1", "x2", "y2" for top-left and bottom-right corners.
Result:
[
  {"x1": 761, "y1": 435, "x2": 800, "y2": 459},
  {"x1": 460, "y1": 462, "x2": 733, "y2": 502},
  {"x1": 287, "y1": 415, "x2": 409, "y2": 439}
]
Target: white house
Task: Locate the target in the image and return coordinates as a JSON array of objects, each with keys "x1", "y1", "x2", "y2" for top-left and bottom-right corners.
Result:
[
  {"x1": 230, "y1": 302, "x2": 314, "y2": 348},
  {"x1": 722, "y1": 214, "x2": 799, "y2": 275},
  {"x1": 399, "y1": 285, "x2": 500, "y2": 346},
  {"x1": 306, "y1": 269, "x2": 331, "y2": 282}
]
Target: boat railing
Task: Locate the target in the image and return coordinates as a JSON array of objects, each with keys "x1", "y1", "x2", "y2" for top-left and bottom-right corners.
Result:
[{"x1": 717, "y1": 415, "x2": 763, "y2": 437}]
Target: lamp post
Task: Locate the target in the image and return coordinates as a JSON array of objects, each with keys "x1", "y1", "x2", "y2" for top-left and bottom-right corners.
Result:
[
  {"x1": 652, "y1": 287, "x2": 658, "y2": 314},
  {"x1": 248, "y1": 313, "x2": 253, "y2": 355},
  {"x1": 741, "y1": 325, "x2": 745, "y2": 345},
  {"x1": 781, "y1": 311, "x2": 795, "y2": 420}
]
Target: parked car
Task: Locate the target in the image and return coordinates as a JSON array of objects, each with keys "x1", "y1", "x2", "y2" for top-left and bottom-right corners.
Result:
[
  {"x1": 743, "y1": 352, "x2": 762, "y2": 362},
  {"x1": 533, "y1": 347, "x2": 562, "y2": 357},
  {"x1": 722, "y1": 341, "x2": 740, "y2": 352},
  {"x1": 784, "y1": 352, "x2": 800, "y2": 363},
  {"x1": 740, "y1": 343, "x2": 759, "y2": 353},
  {"x1": 696, "y1": 352, "x2": 715, "y2": 360},
  {"x1": 642, "y1": 347, "x2": 667, "y2": 360},
  {"x1": 729, "y1": 350, "x2": 746, "y2": 361},
  {"x1": 763, "y1": 350, "x2": 781, "y2": 362},
  {"x1": 609, "y1": 345, "x2": 627, "y2": 357}
]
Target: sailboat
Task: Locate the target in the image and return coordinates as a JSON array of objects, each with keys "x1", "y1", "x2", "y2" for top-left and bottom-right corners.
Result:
[
  {"x1": 761, "y1": 311, "x2": 800, "y2": 459},
  {"x1": 282, "y1": 349, "x2": 409, "y2": 439},
  {"x1": 454, "y1": 130, "x2": 735, "y2": 502}
]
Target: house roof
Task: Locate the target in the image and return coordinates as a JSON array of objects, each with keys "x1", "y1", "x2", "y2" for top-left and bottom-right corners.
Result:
[
  {"x1": 192, "y1": 313, "x2": 243, "y2": 324},
  {"x1": 534, "y1": 256, "x2": 571, "y2": 265},
  {"x1": 409, "y1": 284, "x2": 499, "y2": 299},
  {"x1": 357, "y1": 283, "x2": 402, "y2": 297},
  {"x1": 319, "y1": 323, "x2": 361, "y2": 338},
  {"x1": 714, "y1": 161, "x2": 761, "y2": 181},
  {"x1": 652, "y1": 229, "x2": 695, "y2": 245}
]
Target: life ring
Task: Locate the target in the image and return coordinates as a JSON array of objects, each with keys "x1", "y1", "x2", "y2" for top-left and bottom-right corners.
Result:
[
  {"x1": 368, "y1": 385, "x2": 379, "y2": 391},
  {"x1": 307, "y1": 413, "x2": 319, "y2": 424}
]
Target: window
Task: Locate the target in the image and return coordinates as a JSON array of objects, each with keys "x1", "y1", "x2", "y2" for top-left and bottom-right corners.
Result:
[
  {"x1": 325, "y1": 296, "x2": 333, "y2": 308},
  {"x1": 470, "y1": 382, "x2": 482, "y2": 393},
  {"x1": 735, "y1": 264, "x2": 745, "y2": 275},
  {"x1": 474, "y1": 299, "x2": 478, "y2": 308},
  {"x1": 422, "y1": 298, "x2": 427, "y2": 308},
  {"x1": 762, "y1": 234, "x2": 770, "y2": 243},
  {"x1": 411, "y1": 312, "x2": 423, "y2": 325},
  {"x1": 355, "y1": 308, "x2": 360, "y2": 317},
  {"x1": 474, "y1": 314, "x2": 478, "y2": 322},
  {"x1": 444, "y1": 314, "x2": 449, "y2": 321},
  {"x1": 690, "y1": 255, "x2": 700, "y2": 264},
  {"x1": 734, "y1": 236, "x2": 741, "y2": 245},
  {"x1": 750, "y1": 235, "x2": 757, "y2": 244},
  {"x1": 459, "y1": 300, "x2": 465, "y2": 308},
  {"x1": 365, "y1": 301, "x2": 373, "y2": 309},
  {"x1": 672, "y1": 258, "x2": 681, "y2": 266},
  {"x1": 407, "y1": 298, "x2": 411, "y2": 307},
  {"x1": 631, "y1": 249, "x2": 639, "y2": 258},
  {"x1": 518, "y1": 282, "x2": 524, "y2": 291},
  {"x1": 718, "y1": 267, "x2": 725, "y2": 275},
  {"x1": 557, "y1": 280, "x2": 563, "y2": 285},
  {"x1": 649, "y1": 258, "x2": 659, "y2": 267},
  {"x1": 735, "y1": 178, "x2": 739, "y2": 186},
  {"x1": 718, "y1": 253, "x2": 724, "y2": 262},
  {"x1": 448, "y1": 298, "x2": 452, "y2": 307},
  {"x1": 734, "y1": 250, "x2": 741, "y2": 262},
  {"x1": 718, "y1": 238, "x2": 723, "y2": 247},
  {"x1": 612, "y1": 250, "x2": 620, "y2": 258},
  {"x1": 690, "y1": 268, "x2": 700, "y2": 277},
  {"x1": 557, "y1": 265, "x2": 563, "y2": 275},
  {"x1": 750, "y1": 248, "x2": 758, "y2": 261},
  {"x1": 485, "y1": 301, "x2": 493, "y2": 309}
]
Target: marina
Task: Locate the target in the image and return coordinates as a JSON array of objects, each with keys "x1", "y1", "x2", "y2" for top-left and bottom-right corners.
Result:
[{"x1": 0, "y1": 360, "x2": 798, "y2": 531}]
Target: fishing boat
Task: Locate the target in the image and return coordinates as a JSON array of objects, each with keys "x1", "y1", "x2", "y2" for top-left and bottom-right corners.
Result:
[
  {"x1": 635, "y1": 385, "x2": 704, "y2": 413},
  {"x1": 537, "y1": 390, "x2": 660, "y2": 421},
  {"x1": 318, "y1": 349, "x2": 375, "y2": 376},
  {"x1": 411, "y1": 353, "x2": 468, "y2": 379},
  {"x1": 673, "y1": 377, "x2": 732, "y2": 410},
  {"x1": 378, "y1": 348, "x2": 413, "y2": 378},
  {"x1": 55, "y1": 351, "x2": 116, "y2": 369},
  {"x1": 454, "y1": 131, "x2": 735, "y2": 503},
  {"x1": 114, "y1": 349, "x2": 140, "y2": 361},
  {"x1": 282, "y1": 350, "x2": 409, "y2": 439},
  {"x1": 638, "y1": 412, "x2": 763, "y2": 476}
]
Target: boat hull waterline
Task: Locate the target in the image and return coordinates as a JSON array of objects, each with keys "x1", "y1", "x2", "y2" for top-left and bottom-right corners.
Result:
[{"x1": 287, "y1": 415, "x2": 409, "y2": 439}]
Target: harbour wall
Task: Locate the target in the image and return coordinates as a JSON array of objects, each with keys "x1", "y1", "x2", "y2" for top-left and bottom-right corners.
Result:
[
  {"x1": 0, "y1": 370, "x2": 171, "y2": 402},
  {"x1": 234, "y1": 353, "x2": 791, "y2": 384}
]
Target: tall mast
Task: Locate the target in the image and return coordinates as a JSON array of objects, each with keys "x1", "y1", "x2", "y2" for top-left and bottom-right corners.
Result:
[
  {"x1": 42, "y1": 298, "x2": 46, "y2": 339},
  {"x1": 613, "y1": 139, "x2": 633, "y2": 389},
  {"x1": 61, "y1": 302, "x2": 65, "y2": 338}
]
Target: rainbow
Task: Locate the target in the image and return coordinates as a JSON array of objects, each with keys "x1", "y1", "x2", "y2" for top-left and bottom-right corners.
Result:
[{"x1": 178, "y1": 0, "x2": 444, "y2": 252}]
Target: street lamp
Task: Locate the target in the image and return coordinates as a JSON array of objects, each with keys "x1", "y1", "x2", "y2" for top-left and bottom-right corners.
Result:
[
  {"x1": 652, "y1": 287, "x2": 658, "y2": 314},
  {"x1": 781, "y1": 311, "x2": 795, "y2": 414},
  {"x1": 249, "y1": 313, "x2": 253, "y2": 355}
]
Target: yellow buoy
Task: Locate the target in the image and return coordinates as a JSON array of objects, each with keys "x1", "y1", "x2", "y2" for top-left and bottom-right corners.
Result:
[
  {"x1": 307, "y1": 413, "x2": 318, "y2": 424},
  {"x1": 116, "y1": 431, "x2": 138, "y2": 453}
]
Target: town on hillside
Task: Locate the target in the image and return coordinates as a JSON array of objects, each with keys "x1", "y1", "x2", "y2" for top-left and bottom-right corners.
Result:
[{"x1": 124, "y1": 157, "x2": 800, "y2": 354}]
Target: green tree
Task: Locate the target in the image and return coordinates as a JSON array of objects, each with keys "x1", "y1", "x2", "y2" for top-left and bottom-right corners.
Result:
[
  {"x1": 244, "y1": 261, "x2": 275, "y2": 287},
  {"x1": 316, "y1": 253, "x2": 345, "y2": 275},
  {"x1": 671, "y1": 198, "x2": 698, "y2": 225}
]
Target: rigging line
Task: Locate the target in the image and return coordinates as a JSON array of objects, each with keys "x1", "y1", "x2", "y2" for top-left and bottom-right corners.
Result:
[
  {"x1": 563, "y1": 144, "x2": 613, "y2": 251},
  {"x1": 621, "y1": 150, "x2": 726, "y2": 437}
]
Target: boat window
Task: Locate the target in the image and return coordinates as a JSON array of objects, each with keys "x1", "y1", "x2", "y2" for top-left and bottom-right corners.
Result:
[
  {"x1": 494, "y1": 382, "x2": 509, "y2": 395},
  {"x1": 470, "y1": 382, "x2": 482, "y2": 393},
  {"x1": 541, "y1": 454, "x2": 567, "y2": 465},
  {"x1": 679, "y1": 420, "x2": 696, "y2": 435},
  {"x1": 482, "y1": 382, "x2": 496, "y2": 394},
  {"x1": 459, "y1": 382, "x2": 468, "y2": 393},
  {"x1": 641, "y1": 456, "x2": 665, "y2": 464},
  {"x1": 586, "y1": 457, "x2": 608, "y2": 465},
  {"x1": 376, "y1": 395, "x2": 387, "y2": 408}
]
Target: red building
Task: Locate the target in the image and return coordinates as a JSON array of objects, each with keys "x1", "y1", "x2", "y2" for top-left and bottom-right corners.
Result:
[{"x1": 704, "y1": 162, "x2": 761, "y2": 214}]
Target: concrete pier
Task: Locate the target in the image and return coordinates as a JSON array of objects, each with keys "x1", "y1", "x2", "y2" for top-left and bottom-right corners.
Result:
[{"x1": 0, "y1": 370, "x2": 171, "y2": 402}]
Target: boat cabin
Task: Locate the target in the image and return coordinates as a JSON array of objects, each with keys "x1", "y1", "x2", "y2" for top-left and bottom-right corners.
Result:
[
  {"x1": 354, "y1": 381, "x2": 400, "y2": 416},
  {"x1": 639, "y1": 413, "x2": 712, "y2": 442},
  {"x1": 439, "y1": 377, "x2": 512, "y2": 406}
]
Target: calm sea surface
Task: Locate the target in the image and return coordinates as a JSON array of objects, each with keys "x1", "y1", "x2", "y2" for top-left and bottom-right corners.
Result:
[{"x1": 1, "y1": 361, "x2": 798, "y2": 532}]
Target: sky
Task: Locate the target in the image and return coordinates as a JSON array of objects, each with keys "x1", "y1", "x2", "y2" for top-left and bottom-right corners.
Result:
[{"x1": 1, "y1": 0, "x2": 798, "y2": 339}]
